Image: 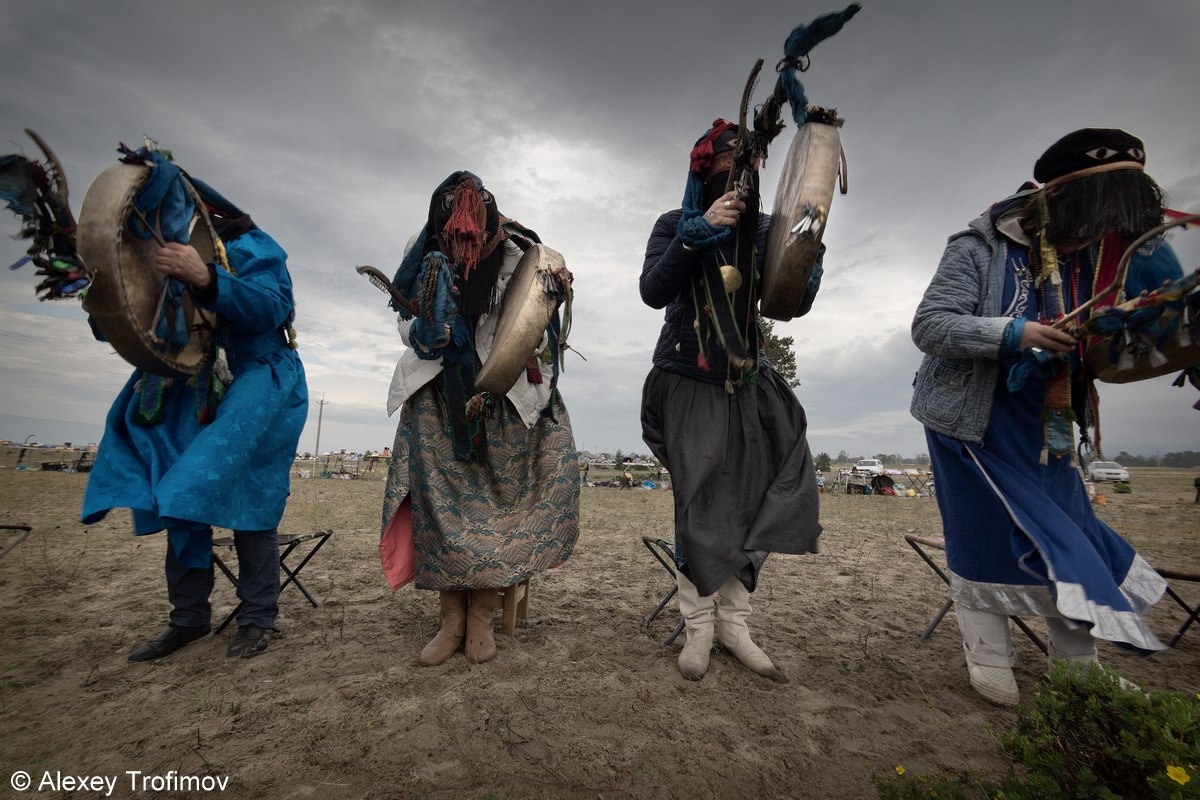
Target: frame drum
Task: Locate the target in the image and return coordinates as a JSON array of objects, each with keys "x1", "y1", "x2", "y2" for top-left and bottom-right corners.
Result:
[
  {"x1": 475, "y1": 243, "x2": 564, "y2": 396},
  {"x1": 78, "y1": 163, "x2": 219, "y2": 377},
  {"x1": 1083, "y1": 270, "x2": 1200, "y2": 384},
  {"x1": 761, "y1": 122, "x2": 845, "y2": 321}
]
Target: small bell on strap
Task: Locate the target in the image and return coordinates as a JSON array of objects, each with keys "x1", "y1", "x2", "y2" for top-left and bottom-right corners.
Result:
[{"x1": 718, "y1": 264, "x2": 742, "y2": 293}]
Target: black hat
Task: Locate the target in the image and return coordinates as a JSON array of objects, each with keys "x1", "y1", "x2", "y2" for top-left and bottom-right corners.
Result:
[
  {"x1": 1030, "y1": 128, "x2": 1164, "y2": 246},
  {"x1": 1033, "y1": 128, "x2": 1146, "y2": 186}
]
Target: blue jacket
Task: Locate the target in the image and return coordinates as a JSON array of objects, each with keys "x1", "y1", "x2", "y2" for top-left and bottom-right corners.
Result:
[
  {"x1": 641, "y1": 209, "x2": 820, "y2": 383},
  {"x1": 83, "y1": 229, "x2": 308, "y2": 540}
]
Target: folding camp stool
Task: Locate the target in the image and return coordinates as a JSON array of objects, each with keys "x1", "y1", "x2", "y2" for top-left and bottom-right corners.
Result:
[
  {"x1": 904, "y1": 533, "x2": 1047, "y2": 655},
  {"x1": 211, "y1": 529, "x2": 334, "y2": 633},
  {"x1": 495, "y1": 578, "x2": 531, "y2": 636},
  {"x1": 1156, "y1": 567, "x2": 1200, "y2": 648},
  {"x1": 0, "y1": 524, "x2": 33, "y2": 561},
  {"x1": 641, "y1": 535, "x2": 684, "y2": 645}
]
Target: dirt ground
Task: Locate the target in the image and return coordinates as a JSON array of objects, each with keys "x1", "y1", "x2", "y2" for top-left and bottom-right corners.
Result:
[{"x1": 1, "y1": 448, "x2": 1199, "y2": 799}]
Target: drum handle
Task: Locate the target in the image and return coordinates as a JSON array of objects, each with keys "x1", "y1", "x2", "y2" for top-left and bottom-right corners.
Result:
[
  {"x1": 838, "y1": 143, "x2": 849, "y2": 195},
  {"x1": 1053, "y1": 211, "x2": 1200, "y2": 331}
]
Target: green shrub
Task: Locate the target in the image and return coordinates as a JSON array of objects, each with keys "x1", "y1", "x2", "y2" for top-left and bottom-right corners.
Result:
[
  {"x1": 873, "y1": 661, "x2": 1200, "y2": 799},
  {"x1": 1113, "y1": 482, "x2": 1133, "y2": 494}
]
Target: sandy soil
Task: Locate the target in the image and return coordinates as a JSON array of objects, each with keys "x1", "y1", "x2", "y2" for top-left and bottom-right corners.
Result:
[{"x1": 1, "y1": 451, "x2": 1198, "y2": 799}]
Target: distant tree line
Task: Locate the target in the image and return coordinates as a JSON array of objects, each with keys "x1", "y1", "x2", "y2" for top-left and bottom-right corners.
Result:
[
  {"x1": 812, "y1": 450, "x2": 1200, "y2": 469},
  {"x1": 1109, "y1": 451, "x2": 1200, "y2": 469},
  {"x1": 586, "y1": 450, "x2": 1200, "y2": 471}
]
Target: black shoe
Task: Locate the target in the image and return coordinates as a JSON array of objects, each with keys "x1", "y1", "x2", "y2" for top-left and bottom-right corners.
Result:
[
  {"x1": 128, "y1": 624, "x2": 212, "y2": 662},
  {"x1": 227, "y1": 624, "x2": 272, "y2": 659}
]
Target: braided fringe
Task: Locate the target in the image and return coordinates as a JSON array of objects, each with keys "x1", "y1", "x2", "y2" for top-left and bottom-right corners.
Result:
[{"x1": 465, "y1": 391, "x2": 494, "y2": 421}]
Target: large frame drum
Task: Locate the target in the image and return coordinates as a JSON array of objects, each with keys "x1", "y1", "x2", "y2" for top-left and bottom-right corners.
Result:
[
  {"x1": 761, "y1": 121, "x2": 845, "y2": 321},
  {"x1": 1054, "y1": 213, "x2": 1200, "y2": 384},
  {"x1": 475, "y1": 244, "x2": 564, "y2": 396},
  {"x1": 78, "y1": 163, "x2": 219, "y2": 377}
]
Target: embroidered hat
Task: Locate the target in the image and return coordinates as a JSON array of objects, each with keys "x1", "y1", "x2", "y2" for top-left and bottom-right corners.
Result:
[
  {"x1": 1033, "y1": 128, "x2": 1146, "y2": 186},
  {"x1": 1031, "y1": 128, "x2": 1164, "y2": 247}
]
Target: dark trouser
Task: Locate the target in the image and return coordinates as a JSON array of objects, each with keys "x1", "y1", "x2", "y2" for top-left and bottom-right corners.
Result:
[{"x1": 166, "y1": 529, "x2": 280, "y2": 629}]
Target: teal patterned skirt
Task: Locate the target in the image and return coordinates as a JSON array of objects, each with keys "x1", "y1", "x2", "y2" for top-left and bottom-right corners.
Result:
[{"x1": 380, "y1": 376, "x2": 580, "y2": 590}]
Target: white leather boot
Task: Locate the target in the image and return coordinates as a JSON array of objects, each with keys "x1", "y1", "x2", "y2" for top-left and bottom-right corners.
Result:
[
  {"x1": 676, "y1": 571, "x2": 716, "y2": 680},
  {"x1": 715, "y1": 576, "x2": 783, "y2": 680},
  {"x1": 956, "y1": 604, "x2": 1019, "y2": 706},
  {"x1": 1045, "y1": 617, "x2": 1099, "y2": 665}
]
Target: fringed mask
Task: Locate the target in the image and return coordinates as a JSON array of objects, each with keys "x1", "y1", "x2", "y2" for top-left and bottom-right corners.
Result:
[
  {"x1": 430, "y1": 175, "x2": 503, "y2": 278},
  {"x1": 420, "y1": 173, "x2": 503, "y2": 316},
  {"x1": 1032, "y1": 128, "x2": 1165, "y2": 248}
]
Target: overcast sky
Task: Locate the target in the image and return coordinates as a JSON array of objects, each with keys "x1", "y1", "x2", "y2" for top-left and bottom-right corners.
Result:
[{"x1": 1, "y1": 0, "x2": 1197, "y2": 460}]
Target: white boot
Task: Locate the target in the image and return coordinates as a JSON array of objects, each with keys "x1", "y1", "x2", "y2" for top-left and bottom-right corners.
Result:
[
  {"x1": 1044, "y1": 617, "x2": 1140, "y2": 692},
  {"x1": 956, "y1": 604, "x2": 1019, "y2": 706},
  {"x1": 715, "y1": 576, "x2": 783, "y2": 681},
  {"x1": 675, "y1": 571, "x2": 716, "y2": 680},
  {"x1": 1045, "y1": 617, "x2": 1099, "y2": 665}
]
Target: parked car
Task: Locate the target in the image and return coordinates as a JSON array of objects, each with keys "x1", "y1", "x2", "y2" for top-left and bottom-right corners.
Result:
[
  {"x1": 852, "y1": 459, "x2": 886, "y2": 476},
  {"x1": 1087, "y1": 461, "x2": 1130, "y2": 482}
]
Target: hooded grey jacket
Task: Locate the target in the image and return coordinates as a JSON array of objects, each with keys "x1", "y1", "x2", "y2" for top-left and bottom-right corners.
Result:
[{"x1": 910, "y1": 216, "x2": 1012, "y2": 443}]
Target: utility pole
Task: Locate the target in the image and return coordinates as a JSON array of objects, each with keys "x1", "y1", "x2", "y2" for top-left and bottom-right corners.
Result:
[{"x1": 313, "y1": 393, "x2": 329, "y2": 469}]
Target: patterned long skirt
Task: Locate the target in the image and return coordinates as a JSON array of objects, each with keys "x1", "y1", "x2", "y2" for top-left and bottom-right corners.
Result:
[{"x1": 380, "y1": 377, "x2": 580, "y2": 591}]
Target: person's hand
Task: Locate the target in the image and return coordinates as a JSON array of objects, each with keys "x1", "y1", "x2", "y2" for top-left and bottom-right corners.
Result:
[
  {"x1": 703, "y1": 191, "x2": 745, "y2": 228},
  {"x1": 1020, "y1": 320, "x2": 1077, "y2": 354},
  {"x1": 155, "y1": 243, "x2": 212, "y2": 289}
]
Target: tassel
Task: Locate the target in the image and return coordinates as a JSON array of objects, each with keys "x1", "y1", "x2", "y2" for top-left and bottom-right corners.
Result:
[
  {"x1": 443, "y1": 179, "x2": 486, "y2": 276},
  {"x1": 465, "y1": 392, "x2": 493, "y2": 421},
  {"x1": 134, "y1": 375, "x2": 171, "y2": 426},
  {"x1": 525, "y1": 356, "x2": 543, "y2": 384},
  {"x1": 688, "y1": 119, "x2": 735, "y2": 175}
]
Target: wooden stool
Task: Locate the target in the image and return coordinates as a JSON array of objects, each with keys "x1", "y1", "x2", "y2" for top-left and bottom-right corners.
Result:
[{"x1": 496, "y1": 578, "x2": 531, "y2": 636}]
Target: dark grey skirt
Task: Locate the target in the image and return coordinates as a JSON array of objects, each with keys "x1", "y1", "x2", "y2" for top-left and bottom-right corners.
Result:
[{"x1": 641, "y1": 366, "x2": 821, "y2": 596}]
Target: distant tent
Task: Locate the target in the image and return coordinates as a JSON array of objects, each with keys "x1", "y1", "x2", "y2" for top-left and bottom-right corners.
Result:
[{"x1": 870, "y1": 474, "x2": 896, "y2": 495}]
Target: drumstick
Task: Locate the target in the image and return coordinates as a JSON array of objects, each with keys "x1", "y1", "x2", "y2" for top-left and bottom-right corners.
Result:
[
  {"x1": 356, "y1": 265, "x2": 417, "y2": 316},
  {"x1": 127, "y1": 206, "x2": 175, "y2": 345},
  {"x1": 130, "y1": 206, "x2": 167, "y2": 247}
]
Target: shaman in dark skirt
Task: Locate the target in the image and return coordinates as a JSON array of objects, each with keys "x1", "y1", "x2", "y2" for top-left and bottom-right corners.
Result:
[{"x1": 640, "y1": 120, "x2": 824, "y2": 681}]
